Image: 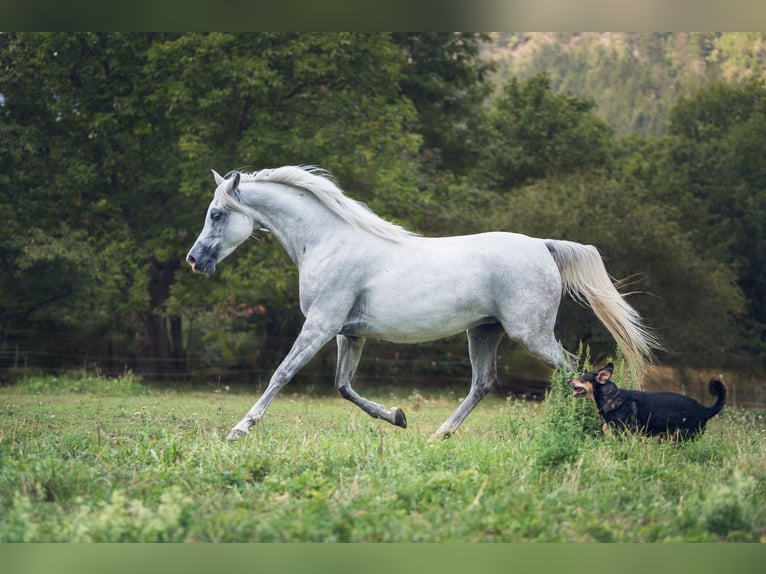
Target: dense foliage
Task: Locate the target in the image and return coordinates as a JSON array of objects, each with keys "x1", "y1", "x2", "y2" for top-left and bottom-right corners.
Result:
[{"x1": 1, "y1": 32, "x2": 765, "y2": 385}]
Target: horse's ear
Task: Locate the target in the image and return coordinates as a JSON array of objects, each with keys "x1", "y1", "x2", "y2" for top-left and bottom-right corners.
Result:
[
  {"x1": 218, "y1": 172, "x2": 241, "y2": 201},
  {"x1": 212, "y1": 169, "x2": 224, "y2": 186},
  {"x1": 228, "y1": 172, "x2": 241, "y2": 196}
]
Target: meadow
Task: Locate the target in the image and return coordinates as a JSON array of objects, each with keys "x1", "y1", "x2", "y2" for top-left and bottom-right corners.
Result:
[{"x1": 0, "y1": 369, "x2": 764, "y2": 543}]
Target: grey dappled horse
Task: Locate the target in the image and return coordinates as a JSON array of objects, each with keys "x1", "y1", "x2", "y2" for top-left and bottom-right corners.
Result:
[{"x1": 187, "y1": 167, "x2": 658, "y2": 441}]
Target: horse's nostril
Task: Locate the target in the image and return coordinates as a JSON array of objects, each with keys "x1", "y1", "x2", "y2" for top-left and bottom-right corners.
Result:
[{"x1": 187, "y1": 254, "x2": 196, "y2": 265}]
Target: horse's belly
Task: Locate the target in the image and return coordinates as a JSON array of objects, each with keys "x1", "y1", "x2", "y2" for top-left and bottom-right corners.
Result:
[
  {"x1": 344, "y1": 316, "x2": 495, "y2": 343},
  {"x1": 342, "y1": 287, "x2": 497, "y2": 343}
]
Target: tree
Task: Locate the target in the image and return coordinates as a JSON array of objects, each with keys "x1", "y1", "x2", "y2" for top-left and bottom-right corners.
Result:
[
  {"x1": 0, "y1": 33, "x2": 156, "y2": 375},
  {"x1": 475, "y1": 74, "x2": 613, "y2": 192},
  {"x1": 662, "y1": 81, "x2": 766, "y2": 363},
  {"x1": 392, "y1": 33, "x2": 493, "y2": 175}
]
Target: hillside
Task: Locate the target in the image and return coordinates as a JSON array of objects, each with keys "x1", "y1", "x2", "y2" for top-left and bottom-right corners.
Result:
[{"x1": 482, "y1": 32, "x2": 766, "y2": 136}]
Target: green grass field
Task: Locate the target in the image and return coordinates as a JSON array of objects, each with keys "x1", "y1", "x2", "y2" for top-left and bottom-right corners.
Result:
[{"x1": 1, "y1": 372, "x2": 764, "y2": 542}]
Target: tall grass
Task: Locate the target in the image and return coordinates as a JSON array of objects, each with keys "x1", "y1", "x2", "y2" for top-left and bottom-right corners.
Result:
[{"x1": 0, "y1": 369, "x2": 764, "y2": 542}]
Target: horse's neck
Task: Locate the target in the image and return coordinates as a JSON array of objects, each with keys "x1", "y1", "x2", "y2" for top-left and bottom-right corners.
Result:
[{"x1": 240, "y1": 182, "x2": 347, "y2": 265}]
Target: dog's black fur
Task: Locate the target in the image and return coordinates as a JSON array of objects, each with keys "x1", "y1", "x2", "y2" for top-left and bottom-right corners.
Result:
[{"x1": 569, "y1": 363, "x2": 726, "y2": 439}]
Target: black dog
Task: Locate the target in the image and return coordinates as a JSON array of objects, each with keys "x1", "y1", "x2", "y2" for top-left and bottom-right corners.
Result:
[{"x1": 569, "y1": 363, "x2": 726, "y2": 439}]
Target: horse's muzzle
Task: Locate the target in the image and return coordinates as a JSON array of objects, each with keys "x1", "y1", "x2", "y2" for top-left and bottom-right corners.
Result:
[{"x1": 186, "y1": 252, "x2": 215, "y2": 274}]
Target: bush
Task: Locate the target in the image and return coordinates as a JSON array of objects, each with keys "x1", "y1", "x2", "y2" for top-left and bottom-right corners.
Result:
[{"x1": 534, "y1": 347, "x2": 629, "y2": 469}]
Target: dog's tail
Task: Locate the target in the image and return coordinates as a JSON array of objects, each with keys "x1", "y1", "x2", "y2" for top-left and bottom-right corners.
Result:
[
  {"x1": 545, "y1": 239, "x2": 661, "y2": 377},
  {"x1": 706, "y1": 379, "x2": 727, "y2": 419}
]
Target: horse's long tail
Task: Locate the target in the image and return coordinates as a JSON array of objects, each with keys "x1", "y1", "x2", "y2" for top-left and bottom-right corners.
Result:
[{"x1": 545, "y1": 239, "x2": 661, "y2": 376}]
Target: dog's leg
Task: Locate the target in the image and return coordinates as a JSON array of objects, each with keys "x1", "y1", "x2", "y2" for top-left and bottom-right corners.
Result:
[{"x1": 628, "y1": 401, "x2": 641, "y2": 433}]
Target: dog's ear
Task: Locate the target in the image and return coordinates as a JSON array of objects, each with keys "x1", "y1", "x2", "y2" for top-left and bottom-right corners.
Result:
[{"x1": 597, "y1": 363, "x2": 614, "y2": 384}]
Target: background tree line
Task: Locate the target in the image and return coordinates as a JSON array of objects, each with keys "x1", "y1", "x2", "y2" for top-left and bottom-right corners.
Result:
[
  {"x1": 488, "y1": 32, "x2": 766, "y2": 136},
  {"x1": 0, "y1": 32, "x2": 763, "y2": 389}
]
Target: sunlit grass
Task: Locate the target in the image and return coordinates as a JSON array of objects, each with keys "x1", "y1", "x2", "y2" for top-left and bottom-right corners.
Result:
[{"x1": 0, "y1": 374, "x2": 764, "y2": 542}]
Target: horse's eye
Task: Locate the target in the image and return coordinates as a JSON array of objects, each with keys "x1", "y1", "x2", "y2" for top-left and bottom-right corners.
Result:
[{"x1": 210, "y1": 209, "x2": 223, "y2": 221}]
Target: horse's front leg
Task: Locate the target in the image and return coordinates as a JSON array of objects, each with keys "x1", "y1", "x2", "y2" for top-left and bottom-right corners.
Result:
[
  {"x1": 226, "y1": 319, "x2": 336, "y2": 441},
  {"x1": 335, "y1": 334, "x2": 407, "y2": 428}
]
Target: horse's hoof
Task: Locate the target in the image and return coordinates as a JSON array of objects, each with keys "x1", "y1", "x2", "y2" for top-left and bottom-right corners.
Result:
[
  {"x1": 428, "y1": 430, "x2": 452, "y2": 443},
  {"x1": 226, "y1": 426, "x2": 250, "y2": 441},
  {"x1": 226, "y1": 430, "x2": 243, "y2": 441},
  {"x1": 391, "y1": 407, "x2": 407, "y2": 428}
]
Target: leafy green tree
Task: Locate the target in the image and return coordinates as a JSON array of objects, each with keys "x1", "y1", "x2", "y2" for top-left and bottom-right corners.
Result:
[
  {"x1": 475, "y1": 74, "x2": 613, "y2": 191},
  {"x1": 0, "y1": 33, "x2": 155, "y2": 374},
  {"x1": 662, "y1": 81, "x2": 766, "y2": 363},
  {"x1": 145, "y1": 33, "x2": 422, "y2": 202},
  {"x1": 392, "y1": 33, "x2": 493, "y2": 175}
]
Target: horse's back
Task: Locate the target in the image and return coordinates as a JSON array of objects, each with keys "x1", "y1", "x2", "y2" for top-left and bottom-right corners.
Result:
[
  {"x1": 412, "y1": 231, "x2": 554, "y2": 267},
  {"x1": 424, "y1": 232, "x2": 561, "y2": 290},
  {"x1": 372, "y1": 231, "x2": 558, "y2": 287}
]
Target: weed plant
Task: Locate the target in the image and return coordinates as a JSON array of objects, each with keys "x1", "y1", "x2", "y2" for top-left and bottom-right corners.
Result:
[{"x1": 535, "y1": 347, "x2": 637, "y2": 469}]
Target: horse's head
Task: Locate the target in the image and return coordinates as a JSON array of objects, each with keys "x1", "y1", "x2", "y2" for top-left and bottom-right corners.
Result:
[{"x1": 186, "y1": 170, "x2": 254, "y2": 274}]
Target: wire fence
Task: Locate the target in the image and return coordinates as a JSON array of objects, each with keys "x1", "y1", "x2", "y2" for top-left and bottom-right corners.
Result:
[
  {"x1": 2, "y1": 330, "x2": 764, "y2": 409},
  {"x1": 0, "y1": 330, "x2": 550, "y2": 397}
]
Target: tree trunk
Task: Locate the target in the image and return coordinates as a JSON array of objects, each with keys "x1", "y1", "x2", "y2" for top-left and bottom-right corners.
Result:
[{"x1": 138, "y1": 258, "x2": 184, "y2": 380}]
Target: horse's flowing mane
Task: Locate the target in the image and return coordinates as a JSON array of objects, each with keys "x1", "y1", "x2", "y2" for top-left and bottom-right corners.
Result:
[{"x1": 231, "y1": 166, "x2": 415, "y2": 242}]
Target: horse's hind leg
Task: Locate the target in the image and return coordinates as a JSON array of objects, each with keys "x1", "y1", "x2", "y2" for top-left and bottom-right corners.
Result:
[
  {"x1": 335, "y1": 334, "x2": 407, "y2": 428},
  {"x1": 500, "y1": 301, "x2": 577, "y2": 373},
  {"x1": 430, "y1": 323, "x2": 506, "y2": 441},
  {"x1": 516, "y1": 330, "x2": 577, "y2": 373}
]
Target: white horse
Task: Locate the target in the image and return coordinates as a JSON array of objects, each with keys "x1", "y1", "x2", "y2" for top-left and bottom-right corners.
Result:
[{"x1": 187, "y1": 166, "x2": 659, "y2": 441}]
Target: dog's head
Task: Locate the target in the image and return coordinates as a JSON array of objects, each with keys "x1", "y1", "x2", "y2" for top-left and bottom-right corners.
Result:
[{"x1": 568, "y1": 363, "x2": 614, "y2": 401}]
